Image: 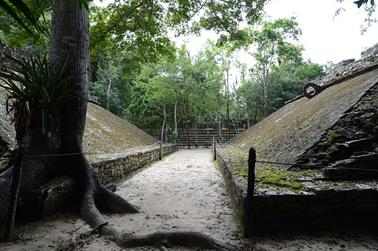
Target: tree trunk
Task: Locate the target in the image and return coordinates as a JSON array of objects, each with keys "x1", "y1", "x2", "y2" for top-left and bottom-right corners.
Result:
[
  {"x1": 106, "y1": 78, "x2": 112, "y2": 111},
  {"x1": 174, "y1": 100, "x2": 177, "y2": 135},
  {"x1": 0, "y1": 1, "x2": 235, "y2": 249},
  {"x1": 262, "y1": 80, "x2": 268, "y2": 117},
  {"x1": 160, "y1": 105, "x2": 166, "y2": 143},
  {"x1": 262, "y1": 68, "x2": 269, "y2": 117},
  {"x1": 1, "y1": 0, "x2": 138, "y2": 240}
]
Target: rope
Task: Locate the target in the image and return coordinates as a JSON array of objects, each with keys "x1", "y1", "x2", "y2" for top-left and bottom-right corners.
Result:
[
  {"x1": 214, "y1": 142, "x2": 378, "y2": 171},
  {"x1": 0, "y1": 142, "x2": 163, "y2": 161}
]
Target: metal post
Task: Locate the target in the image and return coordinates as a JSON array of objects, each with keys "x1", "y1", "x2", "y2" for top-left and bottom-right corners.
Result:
[
  {"x1": 212, "y1": 136, "x2": 217, "y2": 161},
  {"x1": 159, "y1": 142, "x2": 162, "y2": 160},
  {"x1": 244, "y1": 146, "x2": 256, "y2": 237}
]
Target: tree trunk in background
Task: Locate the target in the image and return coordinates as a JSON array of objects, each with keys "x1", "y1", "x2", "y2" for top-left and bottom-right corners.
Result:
[
  {"x1": 262, "y1": 67, "x2": 269, "y2": 117},
  {"x1": 160, "y1": 105, "x2": 166, "y2": 143},
  {"x1": 106, "y1": 79, "x2": 112, "y2": 111},
  {"x1": 262, "y1": 80, "x2": 268, "y2": 117},
  {"x1": 225, "y1": 67, "x2": 231, "y2": 141},
  {"x1": 174, "y1": 101, "x2": 177, "y2": 135}
]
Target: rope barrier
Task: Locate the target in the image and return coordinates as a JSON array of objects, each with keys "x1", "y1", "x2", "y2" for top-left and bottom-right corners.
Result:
[
  {"x1": 0, "y1": 142, "x2": 163, "y2": 161},
  {"x1": 214, "y1": 141, "x2": 378, "y2": 172}
]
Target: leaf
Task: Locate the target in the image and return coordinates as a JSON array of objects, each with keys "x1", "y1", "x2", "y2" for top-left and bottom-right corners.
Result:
[
  {"x1": 354, "y1": 0, "x2": 369, "y2": 8},
  {"x1": 0, "y1": 0, "x2": 33, "y2": 34},
  {"x1": 9, "y1": 0, "x2": 37, "y2": 25}
]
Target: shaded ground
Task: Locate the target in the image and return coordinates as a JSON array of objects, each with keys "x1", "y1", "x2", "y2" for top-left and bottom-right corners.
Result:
[{"x1": 1, "y1": 149, "x2": 377, "y2": 250}]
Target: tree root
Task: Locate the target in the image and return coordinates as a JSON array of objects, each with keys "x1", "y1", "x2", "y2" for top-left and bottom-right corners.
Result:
[
  {"x1": 116, "y1": 231, "x2": 235, "y2": 250},
  {"x1": 1, "y1": 155, "x2": 234, "y2": 250},
  {"x1": 78, "y1": 160, "x2": 234, "y2": 250}
]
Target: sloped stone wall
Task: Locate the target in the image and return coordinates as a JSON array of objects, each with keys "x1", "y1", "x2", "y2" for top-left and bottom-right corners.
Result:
[{"x1": 297, "y1": 82, "x2": 378, "y2": 177}]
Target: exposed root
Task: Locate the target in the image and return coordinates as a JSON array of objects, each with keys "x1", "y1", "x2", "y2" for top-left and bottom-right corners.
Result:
[
  {"x1": 96, "y1": 184, "x2": 139, "y2": 213},
  {"x1": 80, "y1": 191, "x2": 234, "y2": 250},
  {"x1": 116, "y1": 231, "x2": 235, "y2": 250},
  {"x1": 78, "y1": 162, "x2": 234, "y2": 250},
  {"x1": 1, "y1": 153, "x2": 233, "y2": 250}
]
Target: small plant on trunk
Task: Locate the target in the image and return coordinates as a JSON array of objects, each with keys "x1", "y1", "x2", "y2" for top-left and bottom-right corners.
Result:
[{"x1": 0, "y1": 53, "x2": 75, "y2": 140}]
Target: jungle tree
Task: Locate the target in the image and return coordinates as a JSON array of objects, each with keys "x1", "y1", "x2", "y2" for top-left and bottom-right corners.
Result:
[{"x1": 0, "y1": 0, "x2": 267, "y2": 249}]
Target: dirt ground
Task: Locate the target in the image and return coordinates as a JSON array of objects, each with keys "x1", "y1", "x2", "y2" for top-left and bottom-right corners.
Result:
[{"x1": 1, "y1": 149, "x2": 377, "y2": 250}]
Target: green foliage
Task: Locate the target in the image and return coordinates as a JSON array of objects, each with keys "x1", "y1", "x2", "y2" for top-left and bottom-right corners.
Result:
[
  {"x1": 0, "y1": 53, "x2": 74, "y2": 135},
  {"x1": 0, "y1": 1, "x2": 50, "y2": 48},
  {"x1": 89, "y1": 0, "x2": 267, "y2": 74},
  {"x1": 90, "y1": 54, "x2": 133, "y2": 117},
  {"x1": 127, "y1": 45, "x2": 226, "y2": 133},
  {"x1": 89, "y1": 3, "x2": 175, "y2": 74},
  {"x1": 268, "y1": 61, "x2": 325, "y2": 111},
  {"x1": 232, "y1": 18, "x2": 323, "y2": 122},
  {"x1": 354, "y1": 0, "x2": 374, "y2": 8},
  {"x1": 0, "y1": 0, "x2": 41, "y2": 34}
]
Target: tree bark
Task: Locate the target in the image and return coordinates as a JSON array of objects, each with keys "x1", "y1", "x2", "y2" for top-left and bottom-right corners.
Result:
[
  {"x1": 49, "y1": 0, "x2": 89, "y2": 153},
  {"x1": 174, "y1": 100, "x2": 177, "y2": 135},
  {"x1": 262, "y1": 68, "x2": 269, "y2": 117},
  {"x1": 106, "y1": 78, "x2": 112, "y2": 111},
  {"x1": 0, "y1": 1, "x2": 235, "y2": 249},
  {"x1": 160, "y1": 105, "x2": 166, "y2": 143}
]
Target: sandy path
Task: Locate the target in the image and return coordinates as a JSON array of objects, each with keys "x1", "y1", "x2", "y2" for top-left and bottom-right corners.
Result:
[
  {"x1": 1, "y1": 149, "x2": 377, "y2": 250},
  {"x1": 88, "y1": 148, "x2": 246, "y2": 250}
]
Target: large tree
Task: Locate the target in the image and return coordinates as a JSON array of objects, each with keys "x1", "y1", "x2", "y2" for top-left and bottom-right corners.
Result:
[{"x1": 0, "y1": 0, "x2": 267, "y2": 249}]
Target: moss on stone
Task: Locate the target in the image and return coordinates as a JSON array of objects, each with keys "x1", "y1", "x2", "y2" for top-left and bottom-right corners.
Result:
[
  {"x1": 322, "y1": 131, "x2": 342, "y2": 149},
  {"x1": 83, "y1": 104, "x2": 158, "y2": 162},
  {"x1": 255, "y1": 167, "x2": 303, "y2": 190}
]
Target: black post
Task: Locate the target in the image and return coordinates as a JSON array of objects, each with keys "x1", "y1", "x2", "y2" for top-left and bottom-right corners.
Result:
[
  {"x1": 159, "y1": 142, "x2": 162, "y2": 160},
  {"x1": 244, "y1": 146, "x2": 256, "y2": 237},
  {"x1": 212, "y1": 136, "x2": 216, "y2": 161}
]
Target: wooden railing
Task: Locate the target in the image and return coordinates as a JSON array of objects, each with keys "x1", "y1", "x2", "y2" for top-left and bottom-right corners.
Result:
[{"x1": 177, "y1": 128, "x2": 245, "y2": 147}]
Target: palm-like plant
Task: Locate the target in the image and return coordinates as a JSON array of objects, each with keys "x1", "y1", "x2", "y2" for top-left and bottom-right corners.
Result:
[
  {"x1": 0, "y1": 53, "x2": 75, "y2": 137},
  {"x1": 0, "y1": 0, "x2": 88, "y2": 35}
]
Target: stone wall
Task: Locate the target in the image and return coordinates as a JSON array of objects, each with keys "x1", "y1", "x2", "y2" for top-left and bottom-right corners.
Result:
[
  {"x1": 216, "y1": 147, "x2": 378, "y2": 235},
  {"x1": 18, "y1": 144, "x2": 178, "y2": 220},
  {"x1": 93, "y1": 144, "x2": 178, "y2": 185},
  {"x1": 215, "y1": 145, "x2": 246, "y2": 221},
  {"x1": 296, "y1": 81, "x2": 378, "y2": 179},
  {"x1": 313, "y1": 45, "x2": 378, "y2": 88}
]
